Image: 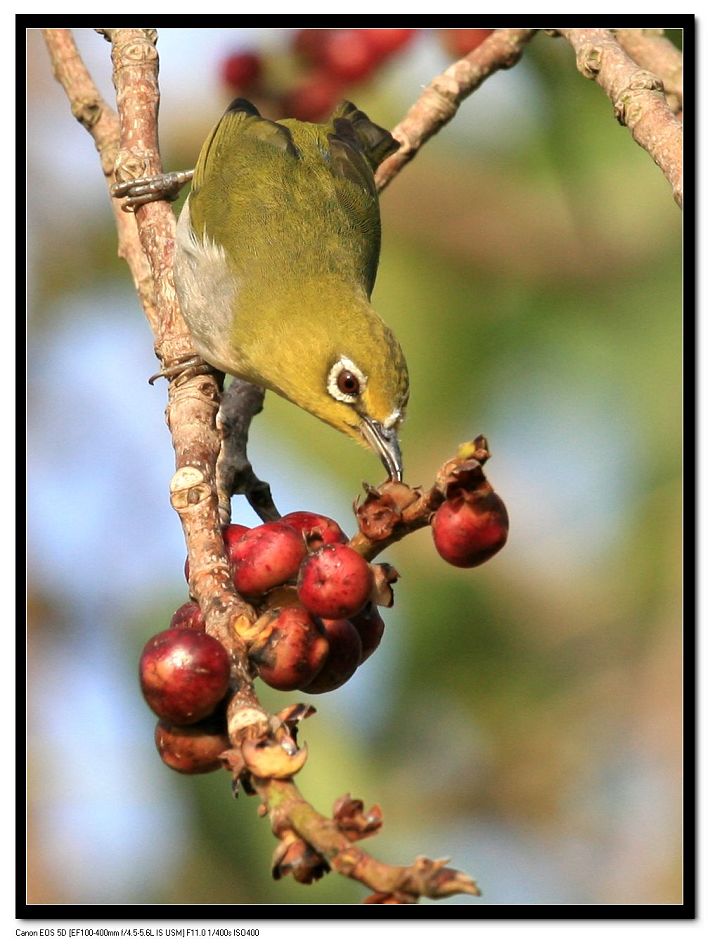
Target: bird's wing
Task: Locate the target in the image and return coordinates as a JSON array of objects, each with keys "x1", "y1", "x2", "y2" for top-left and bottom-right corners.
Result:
[
  {"x1": 327, "y1": 101, "x2": 399, "y2": 174},
  {"x1": 319, "y1": 103, "x2": 399, "y2": 294},
  {"x1": 192, "y1": 98, "x2": 298, "y2": 197},
  {"x1": 187, "y1": 98, "x2": 398, "y2": 296}
]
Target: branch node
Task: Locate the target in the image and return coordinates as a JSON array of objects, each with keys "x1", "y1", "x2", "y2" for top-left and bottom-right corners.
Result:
[
  {"x1": 613, "y1": 69, "x2": 665, "y2": 126},
  {"x1": 169, "y1": 466, "x2": 211, "y2": 511},
  {"x1": 576, "y1": 42, "x2": 604, "y2": 78}
]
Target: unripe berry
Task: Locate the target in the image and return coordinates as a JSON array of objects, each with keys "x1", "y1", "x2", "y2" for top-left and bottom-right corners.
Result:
[
  {"x1": 432, "y1": 488, "x2": 508, "y2": 567},
  {"x1": 297, "y1": 544, "x2": 373, "y2": 619},
  {"x1": 170, "y1": 601, "x2": 205, "y2": 633},
  {"x1": 139, "y1": 628, "x2": 231, "y2": 725},
  {"x1": 350, "y1": 602, "x2": 385, "y2": 664},
  {"x1": 230, "y1": 522, "x2": 306, "y2": 598},
  {"x1": 302, "y1": 618, "x2": 362, "y2": 693},
  {"x1": 154, "y1": 715, "x2": 231, "y2": 775},
  {"x1": 250, "y1": 606, "x2": 329, "y2": 691},
  {"x1": 280, "y1": 510, "x2": 348, "y2": 550}
]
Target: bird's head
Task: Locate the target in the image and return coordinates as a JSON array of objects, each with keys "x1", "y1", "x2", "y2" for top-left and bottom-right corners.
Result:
[
  {"x1": 319, "y1": 340, "x2": 409, "y2": 482},
  {"x1": 246, "y1": 288, "x2": 409, "y2": 480}
]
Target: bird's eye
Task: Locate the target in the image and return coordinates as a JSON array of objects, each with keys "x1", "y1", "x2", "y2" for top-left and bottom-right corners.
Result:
[
  {"x1": 337, "y1": 369, "x2": 360, "y2": 397},
  {"x1": 327, "y1": 357, "x2": 367, "y2": 404}
]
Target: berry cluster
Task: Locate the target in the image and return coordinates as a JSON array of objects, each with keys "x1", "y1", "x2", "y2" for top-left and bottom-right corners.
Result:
[
  {"x1": 140, "y1": 510, "x2": 390, "y2": 773},
  {"x1": 219, "y1": 28, "x2": 494, "y2": 122},
  {"x1": 139, "y1": 439, "x2": 508, "y2": 776}
]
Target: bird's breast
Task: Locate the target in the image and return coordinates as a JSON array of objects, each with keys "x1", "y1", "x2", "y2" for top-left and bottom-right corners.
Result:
[{"x1": 174, "y1": 198, "x2": 244, "y2": 376}]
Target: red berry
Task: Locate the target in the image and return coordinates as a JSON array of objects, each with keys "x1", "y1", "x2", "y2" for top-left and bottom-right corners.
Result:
[
  {"x1": 297, "y1": 544, "x2": 373, "y2": 620},
  {"x1": 184, "y1": 523, "x2": 249, "y2": 582},
  {"x1": 362, "y1": 28, "x2": 417, "y2": 57},
  {"x1": 154, "y1": 714, "x2": 231, "y2": 775},
  {"x1": 280, "y1": 73, "x2": 342, "y2": 122},
  {"x1": 320, "y1": 30, "x2": 377, "y2": 82},
  {"x1": 281, "y1": 510, "x2": 348, "y2": 550},
  {"x1": 250, "y1": 606, "x2": 329, "y2": 691},
  {"x1": 170, "y1": 601, "x2": 205, "y2": 633},
  {"x1": 302, "y1": 618, "x2": 362, "y2": 693},
  {"x1": 292, "y1": 28, "x2": 335, "y2": 64},
  {"x1": 350, "y1": 602, "x2": 385, "y2": 664},
  {"x1": 432, "y1": 488, "x2": 509, "y2": 568},
  {"x1": 221, "y1": 51, "x2": 262, "y2": 90},
  {"x1": 230, "y1": 522, "x2": 306, "y2": 598},
  {"x1": 139, "y1": 628, "x2": 231, "y2": 725},
  {"x1": 439, "y1": 29, "x2": 495, "y2": 58},
  {"x1": 223, "y1": 522, "x2": 250, "y2": 552}
]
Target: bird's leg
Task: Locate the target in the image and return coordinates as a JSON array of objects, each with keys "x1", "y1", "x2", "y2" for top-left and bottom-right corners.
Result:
[
  {"x1": 217, "y1": 378, "x2": 281, "y2": 527},
  {"x1": 111, "y1": 169, "x2": 194, "y2": 211}
]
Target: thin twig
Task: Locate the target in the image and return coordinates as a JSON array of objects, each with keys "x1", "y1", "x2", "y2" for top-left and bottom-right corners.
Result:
[
  {"x1": 556, "y1": 27, "x2": 683, "y2": 206},
  {"x1": 41, "y1": 29, "x2": 157, "y2": 327},
  {"x1": 614, "y1": 28, "x2": 682, "y2": 113},
  {"x1": 375, "y1": 28, "x2": 538, "y2": 192}
]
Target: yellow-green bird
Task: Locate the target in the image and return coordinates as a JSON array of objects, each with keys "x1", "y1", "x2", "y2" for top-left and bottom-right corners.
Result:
[{"x1": 174, "y1": 98, "x2": 409, "y2": 480}]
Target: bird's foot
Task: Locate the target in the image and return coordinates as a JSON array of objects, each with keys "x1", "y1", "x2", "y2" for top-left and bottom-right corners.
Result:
[
  {"x1": 222, "y1": 463, "x2": 281, "y2": 527},
  {"x1": 217, "y1": 379, "x2": 282, "y2": 526},
  {"x1": 149, "y1": 355, "x2": 220, "y2": 387},
  {"x1": 111, "y1": 169, "x2": 194, "y2": 211}
]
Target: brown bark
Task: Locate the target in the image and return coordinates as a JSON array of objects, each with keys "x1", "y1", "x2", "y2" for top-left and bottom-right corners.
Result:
[{"x1": 557, "y1": 27, "x2": 683, "y2": 206}]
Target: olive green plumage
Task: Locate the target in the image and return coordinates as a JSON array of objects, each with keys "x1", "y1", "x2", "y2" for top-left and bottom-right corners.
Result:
[{"x1": 174, "y1": 98, "x2": 409, "y2": 479}]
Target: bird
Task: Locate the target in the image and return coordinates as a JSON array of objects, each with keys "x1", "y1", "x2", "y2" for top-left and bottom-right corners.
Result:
[{"x1": 173, "y1": 98, "x2": 409, "y2": 481}]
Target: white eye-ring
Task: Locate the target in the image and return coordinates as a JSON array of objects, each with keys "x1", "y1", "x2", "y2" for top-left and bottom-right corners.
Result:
[{"x1": 327, "y1": 356, "x2": 368, "y2": 404}]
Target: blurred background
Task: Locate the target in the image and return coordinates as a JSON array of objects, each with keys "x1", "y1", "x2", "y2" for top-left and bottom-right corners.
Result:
[{"x1": 26, "y1": 27, "x2": 683, "y2": 906}]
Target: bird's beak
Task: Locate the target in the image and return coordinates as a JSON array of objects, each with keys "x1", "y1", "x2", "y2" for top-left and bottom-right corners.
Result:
[{"x1": 360, "y1": 417, "x2": 403, "y2": 482}]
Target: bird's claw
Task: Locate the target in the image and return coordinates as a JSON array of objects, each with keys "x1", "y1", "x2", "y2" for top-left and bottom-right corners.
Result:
[
  {"x1": 148, "y1": 355, "x2": 220, "y2": 387},
  {"x1": 111, "y1": 169, "x2": 194, "y2": 211}
]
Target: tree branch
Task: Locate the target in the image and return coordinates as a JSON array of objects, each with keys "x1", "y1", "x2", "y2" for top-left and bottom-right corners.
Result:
[
  {"x1": 556, "y1": 27, "x2": 683, "y2": 206},
  {"x1": 375, "y1": 28, "x2": 538, "y2": 192},
  {"x1": 614, "y1": 28, "x2": 682, "y2": 114}
]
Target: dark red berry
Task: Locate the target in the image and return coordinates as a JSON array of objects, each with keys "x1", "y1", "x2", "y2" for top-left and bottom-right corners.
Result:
[
  {"x1": 292, "y1": 28, "x2": 335, "y2": 64},
  {"x1": 350, "y1": 602, "x2": 385, "y2": 664},
  {"x1": 432, "y1": 488, "x2": 508, "y2": 568},
  {"x1": 223, "y1": 523, "x2": 251, "y2": 553},
  {"x1": 139, "y1": 627, "x2": 231, "y2": 725},
  {"x1": 154, "y1": 714, "x2": 231, "y2": 775},
  {"x1": 302, "y1": 618, "x2": 362, "y2": 693},
  {"x1": 170, "y1": 601, "x2": 205, "y2": 633},
  {"x1": 230, "y1": 522, "x2": 306, "y2": 598},
  {"x1": 221, "y1": 51, "x2": 262, "y2": 90},
  {"x1": 281, "y1": 510, "x2": 348, "y2": 550},
  {"x1": 250, "y1": 606, "x2": 329, "y2": 691},
  {"x1": 297, "y1": 544, "x2": 373, "y2": 620}
]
